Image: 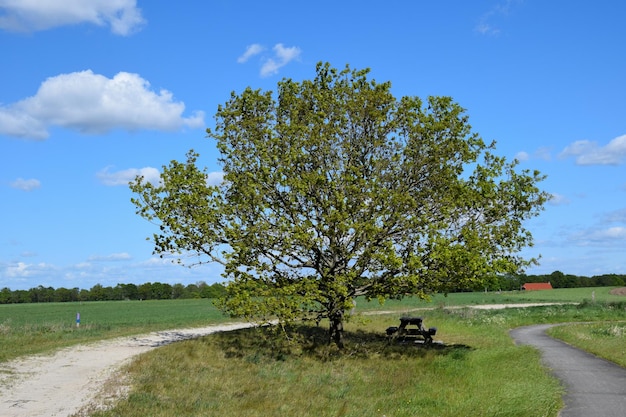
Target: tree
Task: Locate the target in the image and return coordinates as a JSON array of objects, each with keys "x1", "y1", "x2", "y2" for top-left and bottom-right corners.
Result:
[{"x1": 131, "y1": 63, "x2": 548, "y2": 348}]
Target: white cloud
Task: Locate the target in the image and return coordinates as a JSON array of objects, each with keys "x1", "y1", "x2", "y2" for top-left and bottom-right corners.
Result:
[
  {"x1": 559, "y1": 134, "x2": 626, "y2": 165},
  {"x1": 238, "y1": 43, "x2": 302, "y2": 77},
  {"x1": 591, "y1": 227, "x2": 626, "y2": 240},
  {"x1": 0, "y1": 107, "x2": 46, "y2": 139},
  {"x1": 5, "y1": 261, "x2": 53, "y2": 278},
  {"x1": 515, "y1": 147, "x2": 551, "y2": 163},
  {"x1": 87, "y1": 252, "x2": 132, "y2": 262},
  {"x1": 237, "y1": 44, "x2": 265, "y2": 63},
  {"x1": 0, "y1": 70, "x2": 205, "y2": 140},
  {"x1": 260, "y1": 44, "x2": 302, "y2": 77},
  {"x1": 0, "y1": 0, "x2": 145, "y2": 35},
  {"x1": 514, "y1": 151, "x2": 529, "y2": 161},
  {"x1": 5, "y1": 261, "x2": 30, "y2": 277},
  {"x1": 97, "y1": 166, "x2": 161, "y2": 186},
  {"x1": 603, "y1": 208, "x2": 626, "y2": 224},
  {"x1": 206, "y1": 171, "x2": 224, "y2": 186},
  {"x1": 10, "y1": 177, "x2": 41, "y2": 191},
  {"x1": 534, "y1": 146, "x2": 552, "y2": 161},
  {"x1": 548, "y1": 193, "x2": 570, "y2": 206},
  {"x1": 97, "y1": 166, "x2": 223, "y2": 187},
  {"x1": 572, "y1": 226, "x2": 626, "y2": 247},
  {"x1": 475, "y1": 0, "x2": 521, "y2": 36}
]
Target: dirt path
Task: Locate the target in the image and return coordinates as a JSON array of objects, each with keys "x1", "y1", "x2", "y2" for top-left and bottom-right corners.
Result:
[
  {"x1": 0, "y1": 302, "x2": 572, "y2": 417},
  {"x1": 0, "y1": 322, "x2": 254, "y2": 417}
]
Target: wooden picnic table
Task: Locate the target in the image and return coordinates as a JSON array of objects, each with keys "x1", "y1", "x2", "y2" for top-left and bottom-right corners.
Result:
[{"x1": 386, "y1": 316, "x2": 437, "y2": 344}]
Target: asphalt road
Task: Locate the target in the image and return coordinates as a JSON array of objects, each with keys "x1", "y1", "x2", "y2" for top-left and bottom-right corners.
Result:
[{"x1": 510, "y1": 324, "x2": 626, "y2": 417}]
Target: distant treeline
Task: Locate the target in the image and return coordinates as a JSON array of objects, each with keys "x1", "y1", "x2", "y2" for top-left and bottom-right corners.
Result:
[
  {"x1": 482, "y1": 271, "x2": 625, "y2": 292},
  {"x1": 1, "y1": 271, "x2": 625, "y2": 304},
  {"x1": 0, "y1": 281, "x2": 226, "y2": 304}
]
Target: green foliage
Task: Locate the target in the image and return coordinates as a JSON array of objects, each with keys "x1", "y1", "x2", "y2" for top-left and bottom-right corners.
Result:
[{"x1": 130, "y1": 62, "x2": 548, "y2": 346}]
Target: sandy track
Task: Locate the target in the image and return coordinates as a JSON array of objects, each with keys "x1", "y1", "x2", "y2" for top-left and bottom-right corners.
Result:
[{"x1": 0, "y1": 322, "x2": 254, "y2": 417}]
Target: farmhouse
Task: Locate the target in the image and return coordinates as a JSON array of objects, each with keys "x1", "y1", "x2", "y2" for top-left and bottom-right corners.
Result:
[{"x1": 521, "y1": 282, "x2": 553, "y2": 291}]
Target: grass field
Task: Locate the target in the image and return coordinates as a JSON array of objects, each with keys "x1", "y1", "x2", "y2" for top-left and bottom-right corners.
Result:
[
  {"x1": 87, "y1": 301, "x2": 626, "y2": 417},
  {"x1": 2, "y1": 287, "x2": 625, "y2": 417},
  {"x1": 1, "y1": 287, "x2": 623, "y2": 362},
  {"x1": 0, "y1": 298, "x2": 232, "y2": 362},
  {"x1": 357, "y1": 286, "x2": 624, "y2": 311}
]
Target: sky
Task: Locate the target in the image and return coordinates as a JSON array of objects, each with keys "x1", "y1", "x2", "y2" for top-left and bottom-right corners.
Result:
[{"x1": 1, "y1": 1, "x2": 625, "y2": 291}]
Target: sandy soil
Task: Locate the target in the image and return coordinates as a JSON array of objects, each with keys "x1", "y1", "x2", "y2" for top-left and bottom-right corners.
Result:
[
  {"x1": 0, "y1": 322, "x2": 254, "y2": 417},
  {"x1": 0, "y1": 302, "x2": 575, "y2": 417},
  {"x1": 609, "y1": 287, "x2": 626, "y2": 296}
]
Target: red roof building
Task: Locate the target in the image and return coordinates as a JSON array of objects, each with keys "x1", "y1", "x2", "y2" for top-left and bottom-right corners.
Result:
[{"x1": 522, "y1": 282, "x2": 553, "y2": 291}]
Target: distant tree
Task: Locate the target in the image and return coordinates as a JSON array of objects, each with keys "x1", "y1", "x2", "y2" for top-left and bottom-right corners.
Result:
[
  {"x1": 0, "y1": 287, "x2": 11, "y2": 304},
  {"x1": 131, "y1": 63, "x2": 548, "y2": 347},
  {"x1": 201, "y1": 283, "x2": 226, "y2": 299},
  {"x1": 185, "y1": 283, "x2": 201, "y2": 298},
  {"x1": 12, "y1": 290, "x2": 30, "y2": 303},
  {"x1": 592, "y1": 274, "x2": 625, "y2": 287},
  {"x1": 172, "y1": 283, "x2": 186, "y2": 299},
  {"x1": 53, "y1": 287, "x2": 77, "y2": 302},
  {"x1": 79, "y1": 289, "x2": 90, "y2": 302},
  {"x1": 90, "y1": 284, "x2": 107, "y2": 301},
  {"x1": 29, "y1": 285, "x2": 54, "y2": 303},
  {"x1": 118, "y1": 283, "x2": 139, "y2": 300},
  {"x1": 138, "y1": 282, "x2": 152, "y2": 300}
]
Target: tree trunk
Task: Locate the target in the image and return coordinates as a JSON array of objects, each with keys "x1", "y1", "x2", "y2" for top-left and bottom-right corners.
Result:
[{"x1": 328, "y1": 310, "x2": 345, "y2": 348}]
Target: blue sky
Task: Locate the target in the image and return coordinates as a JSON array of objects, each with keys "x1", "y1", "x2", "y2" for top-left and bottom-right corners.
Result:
[{"x1": 1, "y1": 1, "x2": 625, "y2": 290}]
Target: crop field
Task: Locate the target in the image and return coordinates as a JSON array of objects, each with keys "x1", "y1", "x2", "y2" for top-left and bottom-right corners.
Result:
[{"x1": 0, "y1": 298, "x2": 231, "y2": 362}]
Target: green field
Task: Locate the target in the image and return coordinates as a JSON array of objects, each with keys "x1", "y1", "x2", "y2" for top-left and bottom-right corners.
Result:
[
  {"x1": 87, "y1": 297, "x2": 625, "y2": 417},
  {"x1": 1, "y1": 287, "x2": 623, "y2": 363},
  {"x1": 0, "y1": 298, "x2": 232, "y2": 362},
  {"x1": 359, "y1": 286, "x2": 624, "y2": 311},
  {"x1": 2, "y1": 288, "x2": 625, "y2": 417}
]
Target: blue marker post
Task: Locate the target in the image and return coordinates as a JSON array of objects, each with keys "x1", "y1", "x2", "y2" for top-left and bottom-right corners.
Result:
[{"x1": 76, "y1": 312, "x2": 80, "y2": 328}]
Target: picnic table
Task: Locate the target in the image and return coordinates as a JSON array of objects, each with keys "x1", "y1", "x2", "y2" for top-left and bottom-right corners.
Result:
[{"x1": 386, "y1": 316, "x2": 437, "y2": 344}]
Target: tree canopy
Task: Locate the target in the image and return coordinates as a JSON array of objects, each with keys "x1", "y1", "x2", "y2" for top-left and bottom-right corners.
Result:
[{"x1": 130, "y1": 62, "x2": 548, "y2": 347}]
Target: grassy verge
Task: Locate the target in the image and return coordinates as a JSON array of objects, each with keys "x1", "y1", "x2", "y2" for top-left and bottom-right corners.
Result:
[
  {"x1": 0, "y1": 299, "x2": 232, "y2": 362},
  {"x1": 87, "y1": 303, "x2": 626, "y2": 417},
  {"x1": 546, "y1": 301, "x2": 626, "y2": 367}
]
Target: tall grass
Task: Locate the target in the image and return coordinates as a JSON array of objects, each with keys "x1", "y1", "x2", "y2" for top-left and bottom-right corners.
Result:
[
  {"x1": 546, "y1": 300, "x2": 626, "y2": 367},
  {"x1": 87, "y1": 303, "x2": 626, "y2": 417}
]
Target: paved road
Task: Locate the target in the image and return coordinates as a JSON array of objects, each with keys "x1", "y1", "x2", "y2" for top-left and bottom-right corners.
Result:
[{"x1": 510, "y1": 324, "x2": 626, "y2": 417}]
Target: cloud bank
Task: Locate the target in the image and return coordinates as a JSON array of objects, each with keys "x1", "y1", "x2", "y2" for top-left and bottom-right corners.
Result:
[
  {"x1": 0, "y1": 0, "x2": 145, "y2": 35},
  {"x1": 559, "y1": 134, "x2": 626, "y2": 165},
  {"x1": 0, "y1": 70, "x2": 205, "y2": 140}
]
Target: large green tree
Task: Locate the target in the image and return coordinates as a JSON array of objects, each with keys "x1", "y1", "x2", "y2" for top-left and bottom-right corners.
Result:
[{"x1": 131, "y1": 63, "x2": 548, "y2": 347}]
